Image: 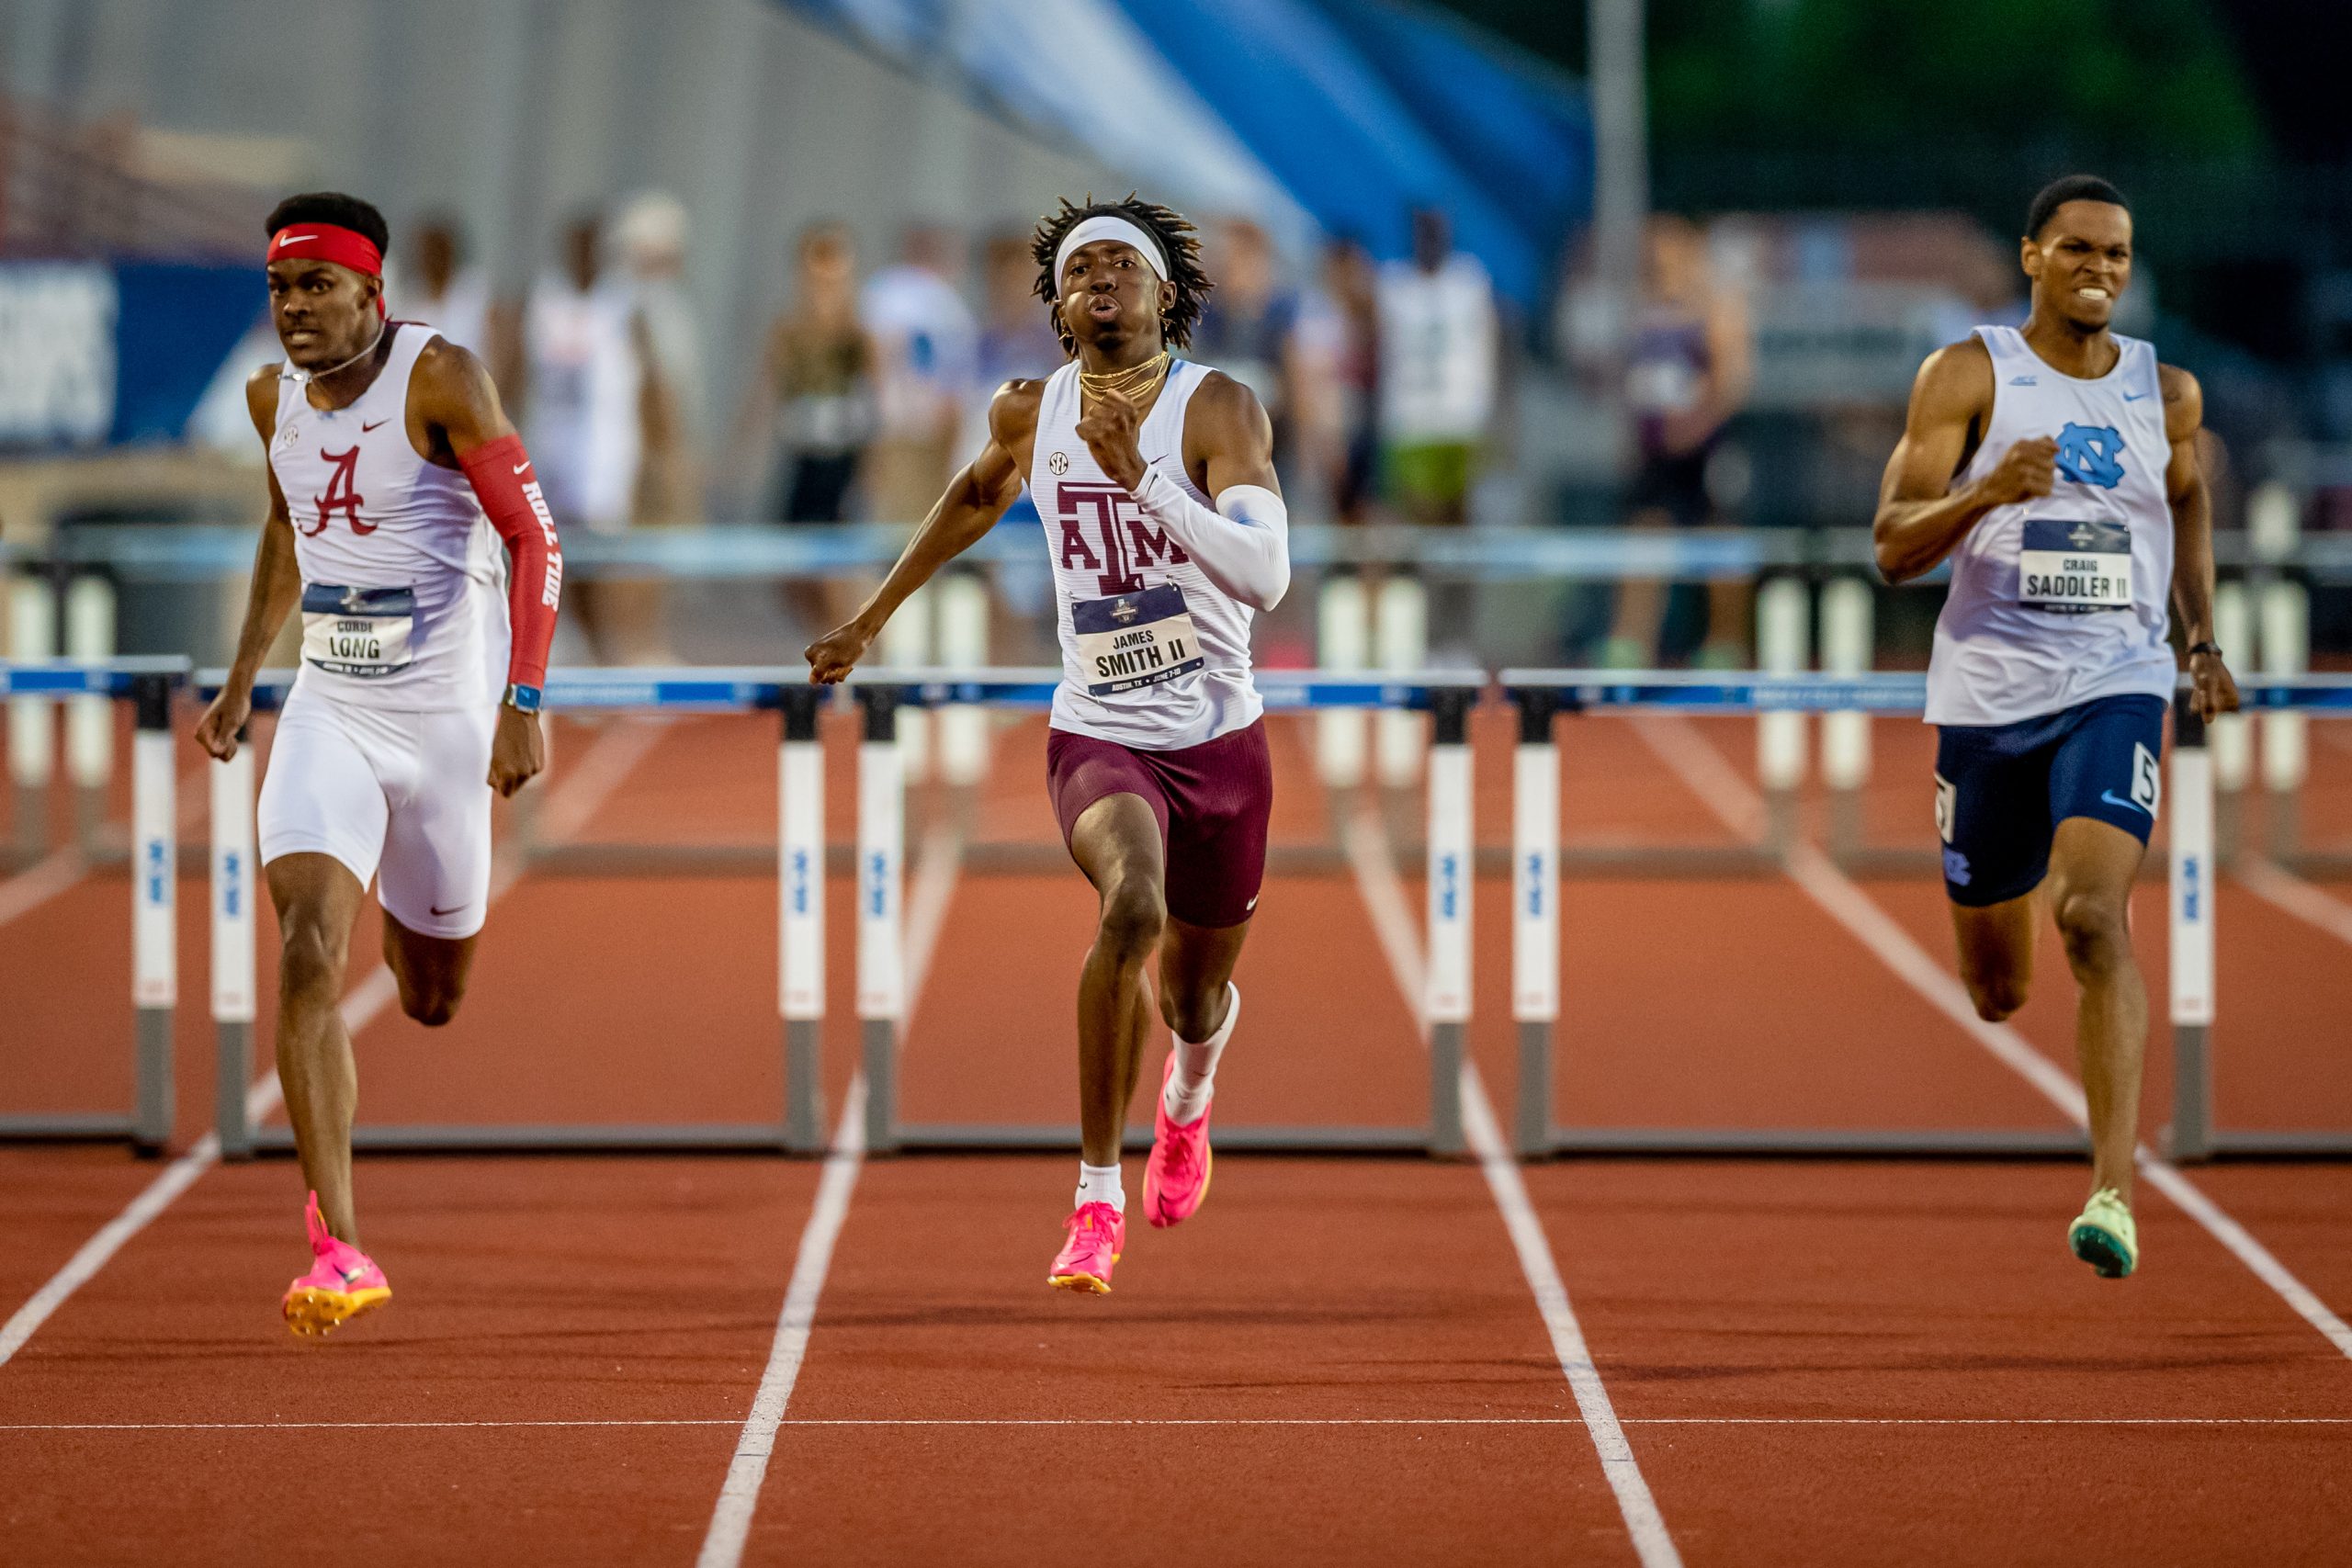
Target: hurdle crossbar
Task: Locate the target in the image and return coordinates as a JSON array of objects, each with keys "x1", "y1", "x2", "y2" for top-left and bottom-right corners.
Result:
[
  {"x1": 847, "y1": 668, "x2": 1482, "y2": 1158},
  {"x1": 203, "y1": 667, "x2": 830, "y2": 1157},
  {"x1": 1, "y1": 658, "x2": 191, "y2": 1152}
]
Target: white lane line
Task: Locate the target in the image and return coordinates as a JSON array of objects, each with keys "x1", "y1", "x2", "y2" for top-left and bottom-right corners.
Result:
[
  {"x1": 1634, "y1": 715, "x2": 2352, "y2": 1362},
  {"x1": 2233, "y1": 857, "x2": 2352, "y2": 948},
  {"x1": 1343, "y1": 807, "x2": 1683, "y2": 1568},
  {"x1": 0, "y1": 848, "x2": 85, "y2": 927},
  {"x1": 695, "y1": 820, "x2": 963, "y2": 1568},
  {"x1": 0, "y1": 725, "x2": 658, "y2": 1370}
]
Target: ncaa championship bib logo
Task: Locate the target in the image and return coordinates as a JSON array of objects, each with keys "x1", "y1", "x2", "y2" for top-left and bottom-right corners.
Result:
[{"x1": 2054, "y1": 423, "x2": 2125, "y2": 490}]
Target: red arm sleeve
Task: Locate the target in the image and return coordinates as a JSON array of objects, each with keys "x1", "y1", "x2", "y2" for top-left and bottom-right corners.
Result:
[{"x1": 458, "y1": 434, "x2": 563, "y2": 690}]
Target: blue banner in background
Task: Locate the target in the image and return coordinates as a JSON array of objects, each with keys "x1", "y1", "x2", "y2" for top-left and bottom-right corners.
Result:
[
  {"x1": 108, "y1": 263, "x2": 264, "y2": 446},
  {"x1": 0, "y1": 259, "x2": 261, "y2": 452}
]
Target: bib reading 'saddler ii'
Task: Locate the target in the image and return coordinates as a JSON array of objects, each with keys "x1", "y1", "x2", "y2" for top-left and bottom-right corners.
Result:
[
  {"x1": 1926, "y1": 325, "x2": 2177, "y2": 728},
  {"x1": 1029, "y1": 357, "x2": 1261, "y2": 750}
]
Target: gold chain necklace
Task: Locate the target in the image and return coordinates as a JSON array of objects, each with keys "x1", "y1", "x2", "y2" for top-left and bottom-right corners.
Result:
[{"x1": 1079, "y1": 350, "x2": 1170, "y2": 405}]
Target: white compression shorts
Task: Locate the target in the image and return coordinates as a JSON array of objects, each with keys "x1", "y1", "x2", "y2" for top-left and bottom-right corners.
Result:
[{"x1": 257, "y1": 682, "x2": 496, "y2": 940}]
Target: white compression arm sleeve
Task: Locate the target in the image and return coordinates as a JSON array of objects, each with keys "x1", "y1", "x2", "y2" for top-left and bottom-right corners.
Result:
[{"x1": 1131, "y1": 470, "x2": 1291, "y2": 612}]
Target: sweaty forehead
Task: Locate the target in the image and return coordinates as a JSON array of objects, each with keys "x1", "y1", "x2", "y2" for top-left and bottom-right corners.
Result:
[{"x1": 2043, "y1": 201, "x2": 2132, "y2": 246}]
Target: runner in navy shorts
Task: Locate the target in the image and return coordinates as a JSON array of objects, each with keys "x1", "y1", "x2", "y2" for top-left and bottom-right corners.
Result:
[
  {"x1": 1046, "y1": 721, "x2": 1272, "y2": 928},
  {"x1": 1934, "y1": 694, "x2": 2166, "y2": 907}
]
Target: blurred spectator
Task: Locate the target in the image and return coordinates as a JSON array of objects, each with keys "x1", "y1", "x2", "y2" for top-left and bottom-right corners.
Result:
[
  {"x1": 860, "y1": 224, "x2": 978, "y2": 524},
  {"x1": 1601, "y1": 214, "x2": 1754, "y2": 669},
  {"x1": 1294, "y1": 234, "x2": 1382, "y2": 525},
  {"x1": 390, "y1": 213, "x2": 489, "y2": 354},
  {"x1": 1193, "y1": 217, "x2": 1306, "y2": 484},
  {"x1": 521, "y1": 212, "x2": 661, "y2": 662},
  {"x1": 969, "y1": 229, "x2": 1065, "y2": 642},
  {"x1": 740, "y1": 221, "x2": 876, "y2": 632},
  {"x1": 615, "y1": 190, "x2": 704, "y2": 527},
  {"x1": 1376, "y1": 207, "x2": 1498, "y2": 527}
]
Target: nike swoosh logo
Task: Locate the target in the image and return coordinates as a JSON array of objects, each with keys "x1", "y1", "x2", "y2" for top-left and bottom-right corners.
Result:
[
  {"x1": 2099, "y1": 789, "x2": 2151, "y2": 816},
  {"x1": 512, "y1": 461, "x2": 531, "y2": 474},
  {"x1": 2122, "y1": 392, "x2": 2152, "y2": 402},
  {"x1": 362, "y1": 419, "x2": 387, "y2": 432},
  {"x1": 338, "y1": 1265, "x2": 369, "y2": 1285},
  {"x1": 429, "y1": 903, "x2": 468, "y2": 917}
]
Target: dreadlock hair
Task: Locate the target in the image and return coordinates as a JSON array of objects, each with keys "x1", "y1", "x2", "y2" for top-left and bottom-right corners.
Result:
[{"x1": 1031, "y1": 194, "x2": 1210, "y2": 354}]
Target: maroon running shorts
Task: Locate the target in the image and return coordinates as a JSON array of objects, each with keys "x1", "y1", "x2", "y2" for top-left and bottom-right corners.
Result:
[{"x1": 1045, "y1": 719, "x2": 1273, "y2": 928}]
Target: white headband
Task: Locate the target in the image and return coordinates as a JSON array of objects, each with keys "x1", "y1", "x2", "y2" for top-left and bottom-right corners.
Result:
[{"x1": 1053, "y1": 216, "x2": 1168, "y2": 288}]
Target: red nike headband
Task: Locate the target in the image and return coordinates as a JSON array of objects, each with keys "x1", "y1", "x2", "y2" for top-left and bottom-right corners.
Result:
[{"x1": 266, "y1": 223, "x2": 384, "y2": 281}]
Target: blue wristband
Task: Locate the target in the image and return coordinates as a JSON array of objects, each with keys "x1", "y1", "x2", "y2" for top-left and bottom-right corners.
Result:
[{"x1": 503, "y1": 682, "x2": 543, "y2": 714}]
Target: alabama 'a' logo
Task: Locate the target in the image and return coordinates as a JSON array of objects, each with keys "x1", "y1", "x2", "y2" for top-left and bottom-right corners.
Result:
[{"x1": 307, "y1": 446, "x2": 370, "y2": 536}]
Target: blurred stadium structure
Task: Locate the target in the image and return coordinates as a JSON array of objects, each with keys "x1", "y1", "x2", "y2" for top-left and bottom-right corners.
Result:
[{"x1": 1, "y1": 0, "x2": 2349, "y2": 672}]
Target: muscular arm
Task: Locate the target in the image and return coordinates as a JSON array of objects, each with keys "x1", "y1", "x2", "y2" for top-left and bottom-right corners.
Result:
[
  {"x1": 1871, "y1": 339, "x2": 2044, "y2": 583},
  {"x1": 2162, "y1": 366, "x2": 2239, "y2": 720},
  {"x1": 193, "y1": 370, "x2": 304, "y2": 760},
  {"x1": 806, "y1": 381, "x2": 1033, "y2": 682},
  {"x1": 1081, "y1": 371, "x2": 1289, "y2": 612}
]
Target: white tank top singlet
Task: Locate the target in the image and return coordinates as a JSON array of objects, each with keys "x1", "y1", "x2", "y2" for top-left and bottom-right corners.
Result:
[
  {"x1": 1028, "y1": 357, "x2": 1262, "y2": 750},
  {"x1": 269, "y1": 323, "x2": 508, "y2": 711},
  {"x1": 1924, "y1": 325, "x2": 2177, "y2": 728}
]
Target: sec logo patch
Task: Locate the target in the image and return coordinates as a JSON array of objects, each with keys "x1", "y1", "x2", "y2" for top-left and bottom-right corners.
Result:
[{"x1": 1048, "y1": 451, "x2": 1069, "y2": 476}]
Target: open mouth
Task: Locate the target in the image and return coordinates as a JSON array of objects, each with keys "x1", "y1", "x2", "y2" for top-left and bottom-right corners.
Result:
[{"x1": 1086, "y1": 298, "x2": 1120, "y2": 320}]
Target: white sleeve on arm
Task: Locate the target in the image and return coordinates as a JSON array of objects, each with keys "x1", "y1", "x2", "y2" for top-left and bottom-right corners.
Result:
[{"x1": 1132, "y1": 468, "x2": 1291, "y2": 611}]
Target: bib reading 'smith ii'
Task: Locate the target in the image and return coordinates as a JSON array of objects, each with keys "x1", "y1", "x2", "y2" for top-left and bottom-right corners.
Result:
[
  {"x1": 300, "y1": 583, "x2": 417, "y2": 677},
  {"x1": 1072, "y1": 582, "x2": 1204, "y2": 696},
  {"x1": 2018, "y1": 518, "x2": 2132, "y2": 614}
]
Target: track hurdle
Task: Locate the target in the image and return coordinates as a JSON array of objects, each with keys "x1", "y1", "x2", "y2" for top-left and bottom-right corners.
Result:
[
  {"x1": 2165, "y1": 674, "x2": 2352, "y2": 1160},
  {"x1": 1502, "y1": 670, "x2": 2089, "y2": 1159},
  {"x1": 206, "y1": 668, "x2": 829, "y2": 1157},
  {"x1": 0, "y1": 657, "x2": 190, "y2": 1152},
  {"x1": 848, "y1": 669, "x2": 1482, "y2": 1157}
]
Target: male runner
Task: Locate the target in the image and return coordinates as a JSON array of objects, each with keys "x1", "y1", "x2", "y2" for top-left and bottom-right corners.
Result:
[
  {"x1": 195, "y1": 193, "x2": 563, "y2": 1335},
  {"x1": 1874, "y1": 176, "x2": 2237, "y2": 1279},
  {"x1": 807, "y1": 197, "x2": 1290, "y2": 1293}
]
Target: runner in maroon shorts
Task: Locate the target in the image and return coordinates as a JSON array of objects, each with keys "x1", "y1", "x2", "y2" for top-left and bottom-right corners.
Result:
[{"x1": 807, "y1": 196, "x2": 1290, "y2": 1293}]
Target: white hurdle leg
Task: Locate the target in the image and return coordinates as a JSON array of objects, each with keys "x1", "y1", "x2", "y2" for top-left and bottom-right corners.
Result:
[
  {"x1": 936, "y1": 570, "x2": 990, "y2": 787},
  {"x1": 779, "y1": 687, "x2": 827, "y2": 1152},
  {"x1": 1375, "y1": 575, "x2": 1427, "y2": 789},
  {"x1": 2167, "y1": 694, "x2": 2216, "y2": 1161},
  {"x1": 66, "y1": 573, "x2": 116, "y2": 846},
  {"x1": 1756, "y1": 576, "x2": 1810, "y2": 849},
  {"x1": 8, "y1": 570, "x2": 57, "y2": 863},
  {"x1": 130, "y1": 674, "x2": 176, "y2": 1153},
  {"x1": 1818, "y1": 576, "x2": 1871, "y2": 856},
  {"x1": 2259, "y1": 579, "x2": 2308, "y2": 862},
  {"x1": 1510, "y1": 690, "x2": 1560, "y2": 1156},
  {"x1": 1423, "y1": 687, "x2": 1473, "y2": 1155},
  {"x1": 1316, "y1": 574, "x2": 1370, "y2": 788},
  {"x1": 2211, "y1": 580, "x2": 2252, "y2": 797},
  {"x1": 856, "y1": 688, "x2": 905, "y2": 1154},
  {"x1": 211, "y1": 730, "x2": 257, "y2": 1159},
  {"x1": 884, "y1": 585, "x2": 933, "y2": 783}
]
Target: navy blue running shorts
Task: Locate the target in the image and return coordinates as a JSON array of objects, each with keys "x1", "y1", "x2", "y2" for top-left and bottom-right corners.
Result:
[{"x1": 1933, "y1": 693, "x2": 2168, "y2": 908}]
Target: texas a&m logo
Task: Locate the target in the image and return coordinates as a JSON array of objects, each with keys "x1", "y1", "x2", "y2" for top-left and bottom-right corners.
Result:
[
  {"x1": 1057, "y1": 482, "x2": 1189, "y2": 595},
  {"x1": 305, "y1": 446, "x2": 372, "y2": 536}
]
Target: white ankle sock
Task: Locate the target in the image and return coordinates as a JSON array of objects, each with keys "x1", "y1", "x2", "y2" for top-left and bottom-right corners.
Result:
[
  {"x1": 1076, "y1": 1162, "x2": 1125, "y2": 1211},
  {"x1": 1163, "y1": 983, "x2": 1239, "y2": 1126}
]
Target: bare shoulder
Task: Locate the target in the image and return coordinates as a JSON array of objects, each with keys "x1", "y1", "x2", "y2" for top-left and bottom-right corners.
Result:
[
  {"x1": 1188, "y1": 367, "x2": 1272, "y2": 443},
  {"x1": 987, "y1": 377, "x2": 1047, "y2": 441},
  {"x1": 2159, "y1": 362, "x2": 2203, "y2": 440},
  {"x1": 1907, "y1": 336, "x2": 1994, "y2": 425},
  {"x1": 413, "y1": 334, "x2": 497, "y2": 398},
  {"x1": 243, "y1": 361, "x2": 283, "y2": 436}
]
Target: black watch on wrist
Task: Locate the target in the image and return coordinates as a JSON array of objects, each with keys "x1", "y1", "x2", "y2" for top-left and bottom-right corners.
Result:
[
  {"x1": 2187, "y1": 641, "x2": 2222, "y2": 660},
  {"x1": 503, "y1": 682, "x2": 543, "y2": 714}
]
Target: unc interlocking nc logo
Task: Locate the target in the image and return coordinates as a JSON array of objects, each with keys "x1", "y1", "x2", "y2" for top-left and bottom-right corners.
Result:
[{"x1": 2053, "y1": 423, "x2": 2126, "y2": 490}]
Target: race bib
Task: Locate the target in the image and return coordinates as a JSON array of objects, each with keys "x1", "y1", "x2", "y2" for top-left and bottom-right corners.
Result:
[
  {"x1": 1072, "y1": 582, "x2": 1204, "y2": 696},
  {"x1": 300, "y1": 583, "x2": 415, "y2": 677},
  {"x1": 2018, "y1": 518, "x2": 2132, "y2": 614}
]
